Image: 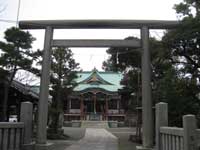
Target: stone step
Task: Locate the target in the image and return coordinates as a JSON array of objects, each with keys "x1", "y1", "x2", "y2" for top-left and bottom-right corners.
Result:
[{"x1": 81, "y1": 121, "x2": 109, "y2": 128}]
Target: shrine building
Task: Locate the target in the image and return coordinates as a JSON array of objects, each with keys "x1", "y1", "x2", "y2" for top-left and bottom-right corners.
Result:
[{"x1": 64, "y1": 68, "x2": 125, "y2": 121}]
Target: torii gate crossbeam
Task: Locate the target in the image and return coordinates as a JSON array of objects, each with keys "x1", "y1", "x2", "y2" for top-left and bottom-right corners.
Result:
[
  {"x1": 19, "y1": 19, "x2": 178, "y2": 29},
  {"x1": 19, "y1": 20, "x2": 179, "y2": 150},
  {"x1": 52, "y1": 39, "x2": 141, "y2": 48}
]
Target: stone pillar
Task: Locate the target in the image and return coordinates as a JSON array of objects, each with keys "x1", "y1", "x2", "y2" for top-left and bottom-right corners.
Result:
[
  {"x1": 137, "y1": 26, "x2": 153, "y2": 150},
  {"x1": 20, "y1": 102, "x2": 33, "y2": 150},
  {"x1": 117, "y1": 99, "x2": 120, "y2": 113},
  {"x1": 80, "y1": 95, "x2": 84, "y2": 120},
  {"x1": 155, "y1": 102, "x2": 168, "y2": 150},
  {"x1": 35, "y1": 26, "x2": 53, "y2": 150},
  {"x1": 69, "y1": 99, "x2": 71, "y2": 110},
  {"x1": 183, "y1": 115, "x2": 198, "y2": 150},
  {"x1": 94, "y1": 94, "x2": 96, "y2": 114},
  {"x1": 105, "y1": 96, "x2": 108, "y2": 120}
]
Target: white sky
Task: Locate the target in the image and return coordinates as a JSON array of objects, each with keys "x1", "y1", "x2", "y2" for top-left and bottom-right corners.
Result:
[{"x1": 0, "y1": 0, "x2": 182, "y2": 71}]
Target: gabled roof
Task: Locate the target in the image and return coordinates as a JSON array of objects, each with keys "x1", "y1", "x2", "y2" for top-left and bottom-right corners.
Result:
[
  {"x1": 79, "y1": 68, "x2": 113, "y2": 85},
  {"x1": 11, "y1": 69, "x2": 123, "y2": 96},
  {"x1": 11, "y1": 80, "x2": 39, "y2": 99},
  {"x1": 74, "y1": 68, "x2": 123, "y2": 93}
]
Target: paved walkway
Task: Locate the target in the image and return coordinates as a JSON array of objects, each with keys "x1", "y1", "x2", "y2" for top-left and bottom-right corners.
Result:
[{"x1": 65, "y1": 128, "x2": 118, "y2": 150}]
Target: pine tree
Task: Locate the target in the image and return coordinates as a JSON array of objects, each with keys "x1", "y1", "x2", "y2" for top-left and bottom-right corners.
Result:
[
  {"x1": 48, "y1": 47, "x2": 79, "y2": 135},
  {"x1": 0, "y1": 27, "x2": 35, "y2": 121}
]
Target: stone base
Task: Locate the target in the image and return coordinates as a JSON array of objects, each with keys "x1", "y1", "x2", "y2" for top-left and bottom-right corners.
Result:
[
  {"x1": 35, "y1": 143, "x2": 53, "y2": 150},
  {"x1": 136, "y1": 146, "x2": 153, "y2": 150},
  {"x1": 22, "y1": 142, "x2": 35, "y2": 150}
]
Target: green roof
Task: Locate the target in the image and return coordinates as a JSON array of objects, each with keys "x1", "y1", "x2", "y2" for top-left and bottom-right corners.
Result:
[
  {"x1": 74, "y1": 68, "x2": 123, "y2": 93},
  {"x1": 15, "y1": 69, "x2": 124, "y2": 96}
]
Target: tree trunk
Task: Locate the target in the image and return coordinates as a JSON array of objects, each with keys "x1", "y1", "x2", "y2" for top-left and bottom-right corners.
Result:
[
  {"x1": 49, "y1": 81, "x2": 63, "y2": 133},
  {"x1": 2, "y1": 81, "x2": 9, "y2": 121},
  {"x1": 55, "y1": 84, "x2": 62, "y2": 132},
  {"x1": 2, "y1": 69, "x2": 17, "y2": 121}
]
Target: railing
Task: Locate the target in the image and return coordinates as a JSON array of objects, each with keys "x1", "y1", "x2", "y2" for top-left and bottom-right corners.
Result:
[
  {"x1": 156, "y1": 102, "x2": 198, "y2": 150},
  {"x1": 159, "y1": 127, "x2": 184, "y2": 150},
  {"x1": 0, "y1": 122, "x2": 24, "y2": 150}
]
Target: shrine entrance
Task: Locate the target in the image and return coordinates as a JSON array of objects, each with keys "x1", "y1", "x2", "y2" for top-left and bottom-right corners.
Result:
[
  {"x1": 96, "y1": 101, "x2": 105, "y2": 113},
  {"x1": 84, "y1": 101, "x2": 93, "y2": 113},
  {"x1": 81, "y1": 91, "x2": 110, "y2": 121},
  {"x1": 84, "y1": 100, "x2": 105, "y2": 113},
  {"x1": 19, "y1": 19, "x2": 179, "y2": 149}
]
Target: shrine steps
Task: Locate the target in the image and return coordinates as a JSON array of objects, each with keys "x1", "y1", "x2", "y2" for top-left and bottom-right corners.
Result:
[{"x1": 81, "y1": 121, "x2": 109, "y2": 128}]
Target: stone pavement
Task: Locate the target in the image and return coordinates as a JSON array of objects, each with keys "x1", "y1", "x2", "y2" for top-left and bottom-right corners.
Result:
[{"x1": 65, "y1": 128, "x2": 118, "y2": 150}]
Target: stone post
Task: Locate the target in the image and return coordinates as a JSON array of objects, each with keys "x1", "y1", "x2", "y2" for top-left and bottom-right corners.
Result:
[
  {"x1": 94, "y1": 94, "x2": 96, "y2": 114},
  {"x1": 183, "y1": 115, "x2": 198, "y2": 150},
  {"x1": 35, "y1": 26, "x2": 53, "y2": 150},
  {"x1": 69, "y1": 99, "x2": 71, "y2": 111},
  {"x1": 105, "y1": 96, "x2": 108, "y2": 120},
  {"x1": 155, "y1": 102, "x2": 168, "y2": 150},
  {"x1": 136, "y1": 26, "x2": 153, "y2": 150},
  {"x1": 80, "y1": 96, "x2": 84, "y2": 120},
  {"x1": 20, "y1": 102, "x2": 33, "y2": 150},
  {"x1": 117, "y1": 99, "x2": 120, "y2": 113}
]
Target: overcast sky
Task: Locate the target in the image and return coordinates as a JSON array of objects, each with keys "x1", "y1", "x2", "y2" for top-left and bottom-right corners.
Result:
[{"x1": 0, "y1": 0, "x2": 182, "y2": 71}]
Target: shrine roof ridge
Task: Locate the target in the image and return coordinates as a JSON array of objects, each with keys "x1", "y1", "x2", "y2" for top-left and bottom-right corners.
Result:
[{"x1": 78, "y1": 71, "x2": 122, "y2": 74}]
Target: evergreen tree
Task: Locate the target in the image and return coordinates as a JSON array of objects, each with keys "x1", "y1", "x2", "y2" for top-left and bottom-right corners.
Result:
[
  {"x1": 104, "y1": 33, "x2": 200, "y2": 126},
  {"x1": 48, "y1": 47, "x2": 79, "y2": 135},
  {"x1": 160, "y1": 0, "x2": 200, "y2": 126},
  {"x1": 163, "y1": 0, "x2": 200, "y2": 81},
  {"x1": 0, "y1": 27, "x2": 35, "y2": 121},
  {"x1": 103, "y1": 37, "x2": 167, "y2": 109}
]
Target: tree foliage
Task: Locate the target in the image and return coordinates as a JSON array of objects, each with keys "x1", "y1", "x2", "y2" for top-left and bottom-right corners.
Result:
[
  {"x1": 103, "y1": 37, "x2": 168, "y2": 105},
  {"x1": 0, "y1": 27, "x2": 35, "y2": 73},
  {"x1": 103, "y1": 37, "x2": 141, "y2": 72},
  {"x1": 0, "y1": 27, "x2": 35, "y2": 121},
  {"x1": 159, "y1": 0, "x2": 200, "y2": 126},
  {"x1": 174, "y1": 0, "x2": 200, "y2": 17},
  {"x1": 154, "y1": 68, "x2": 200, "y2": 126},
  {"x1": 48, "y1": 47, "x2": 79, "y2": 133},
  {"x1": 162, "y1": 17, "x2": 200, "y2": 81},
  {"x1": 104, "y1": 14, "x2": 200, "y2": 126}
]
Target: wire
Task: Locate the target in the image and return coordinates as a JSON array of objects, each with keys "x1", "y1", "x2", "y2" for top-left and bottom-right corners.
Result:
[
  {"x1": 16, "y1": 0, "x2": 21, "y2": 27},
  {"x1": 0, "y1": 0, "x2": 21, "y2": 26}
]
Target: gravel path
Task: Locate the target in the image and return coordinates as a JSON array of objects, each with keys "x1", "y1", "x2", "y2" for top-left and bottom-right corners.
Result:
[{"x1": 65, "y1": 128, "x2": 118, "y2": 150}]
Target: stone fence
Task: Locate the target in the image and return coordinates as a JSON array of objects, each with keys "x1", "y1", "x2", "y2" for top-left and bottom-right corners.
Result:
[
  {"x1": 159, "y1": 126, "x2": 184, "y2": 150},
  {"x1": 0, "y1": 102, "x2": 33, "y2": 150},
  {"x1": 156, "y1": 102, "x2": 198, "y2": 150},
  {"x1": 0, "y1": 122, "x2": 24, "y2": 150}
]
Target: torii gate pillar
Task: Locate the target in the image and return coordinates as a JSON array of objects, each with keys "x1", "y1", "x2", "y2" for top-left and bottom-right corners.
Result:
[
  {"x1": 35, "y1": 26, "x2": 53, "y2": 150},
  {"x1": 137, "y1": 26, "x2": 153, "y2": 149}
]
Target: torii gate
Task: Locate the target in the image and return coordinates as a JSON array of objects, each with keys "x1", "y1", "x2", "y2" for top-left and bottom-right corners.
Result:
[{"x1": 19, "y1": 20, "x2": 178, "y2": 150}]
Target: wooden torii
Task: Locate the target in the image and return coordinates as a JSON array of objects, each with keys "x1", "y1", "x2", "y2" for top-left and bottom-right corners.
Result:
[{"x1": 19, "y1": 20, "x2": 179, "y2": 150}]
